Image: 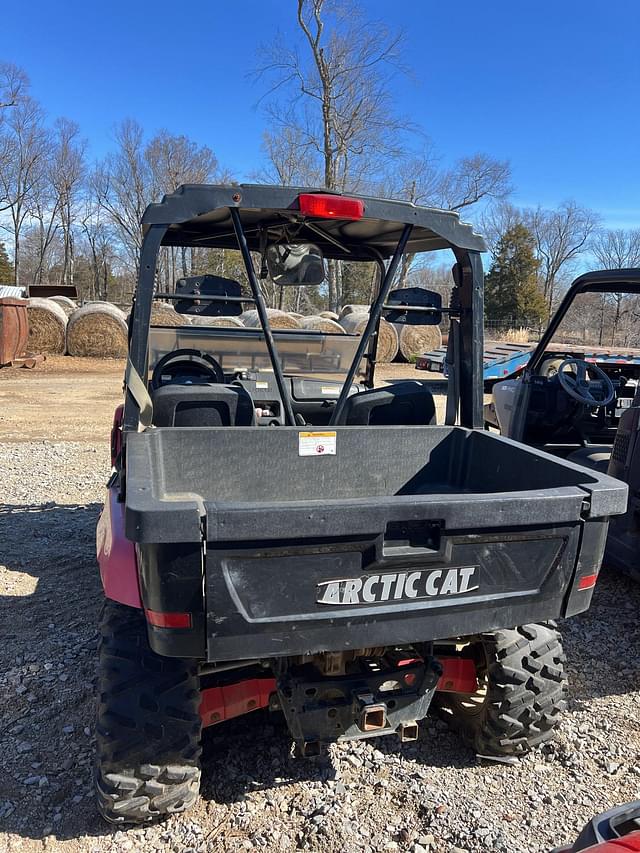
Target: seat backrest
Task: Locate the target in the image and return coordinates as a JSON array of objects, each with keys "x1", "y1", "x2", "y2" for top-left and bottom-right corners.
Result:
[
  {"x1": 335, "y1": 380, "x2": 436, "y2": 426},
  {"x1": 152, "y1": 384, "x2": 255, "y2": 427}
]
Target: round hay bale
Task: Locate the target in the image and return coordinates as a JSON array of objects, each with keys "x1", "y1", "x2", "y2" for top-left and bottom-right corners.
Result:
[
  {"x1": 149, "y1": 302, "x2": 189, "y2": 326},
  {"x1": 27, "y1": 298, "x2": 68, "y2": 354},
  {"x1": 299, "y1": 315, "x2": 345, "y2": 334},
  {"x1": 392, "y1": 323, "x2": 442, "y2": 362},
  {"x1": 189, "y1": 315, "x2": 244, "y2": 328},
  {"x1": 241, "y1": 309, "x2": 301, "y2": 330},
  {"x1": 49, "y1": 295, "x2": 77, "y2": 315},
  {"x1": 319, "y1": 310, "x2": 339, "y2": 321},
  {"x1": 339, "y1": 303, "x2": 370, "y2": 319},
  {"x1": 67, "y1": 303, "x2": 128, "y2": 357},
  {"x1": 339, "y1": 313, "x2": 398, "y2": 363}
]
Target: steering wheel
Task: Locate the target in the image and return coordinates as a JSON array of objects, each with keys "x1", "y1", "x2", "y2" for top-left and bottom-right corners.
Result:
[
  {"x1": 556, "y1": 357, "x2": 615, "y2": 407},
  {"x1": 150, "y1": 349, "x2": 225, "y2": 391}
]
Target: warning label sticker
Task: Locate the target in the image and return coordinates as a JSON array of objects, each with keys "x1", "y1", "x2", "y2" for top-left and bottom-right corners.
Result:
[{"x1": 298, "y1": 431, "x2": 337, "y2": 457}]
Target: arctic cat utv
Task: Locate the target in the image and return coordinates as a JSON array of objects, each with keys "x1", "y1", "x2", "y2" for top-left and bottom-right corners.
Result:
[
  {"x1": 487, "y1": 269, "x2": 640, "y2": 580},
  {"x1": 95, "y1": 185, "x2": 627, "y2": 824}
]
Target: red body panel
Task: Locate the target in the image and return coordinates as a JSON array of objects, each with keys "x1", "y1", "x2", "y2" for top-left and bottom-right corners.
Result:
[
  {"x1": 97, "y1": 487, "x2": 142, "y2": 608},
  {"x1": 581, "y1": 835, "x2": 640, "y2": 852},
  {"x1": 200, "y1": 678, "x2": 276, "y2": 727}
]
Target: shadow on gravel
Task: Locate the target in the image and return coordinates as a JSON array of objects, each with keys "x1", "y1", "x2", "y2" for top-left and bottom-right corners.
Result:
[
  {"x1": 199, "y1": 710, "x2": 335, "y2": 804},
  {"x1": 0, "y1": 501, "x2": 122, "y2": 845},
  {"x1": 198, "y1": 707, "x2": 475, "y2": 807},
  {"x1": 561, "y1": 565, "x2": 640, "y2": 704}
]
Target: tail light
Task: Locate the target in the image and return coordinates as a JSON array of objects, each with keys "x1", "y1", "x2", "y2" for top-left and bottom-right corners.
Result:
[
  {"x1": 145, "y1": 609, "x2": 192, "y2": 629},
  {"x1": 297, "y1": 193, "x2": 364, "y2": 220}
]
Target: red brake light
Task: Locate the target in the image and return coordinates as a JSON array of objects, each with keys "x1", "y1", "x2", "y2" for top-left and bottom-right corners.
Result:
[
  {"x1": 298, "y1": 193, "x2": 364, "y2": 220},
  {"x1": 578, "y1": 573, "x2": 599, "y2": 591},
  {"x1": 145, "y1": 609, "x2": 192, "y2": 629}
]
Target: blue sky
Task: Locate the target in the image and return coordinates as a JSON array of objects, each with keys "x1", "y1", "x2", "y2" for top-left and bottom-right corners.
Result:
[{"x1": 3, "y1": 0, "x2": 640, "y2": 228}]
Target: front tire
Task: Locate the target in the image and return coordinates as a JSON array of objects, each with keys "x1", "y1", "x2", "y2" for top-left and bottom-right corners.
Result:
[
  {"x1": 435, "y1": 623, "x2": 567, "y2": 756},
  {"x1": 95, "y1": 600, "x2": 202, "y2": 824}
]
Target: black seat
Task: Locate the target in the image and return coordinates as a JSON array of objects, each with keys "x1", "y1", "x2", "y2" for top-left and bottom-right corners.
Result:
[
  {"x1": 566, "y1": 445, "x2": 611, "y2": 474},
  {"x1": 334, "y1": 381, "x2": 436, "y2": 426},
  {"x1": 152, "y1": 384, "x2": 255, "y2": 427}
]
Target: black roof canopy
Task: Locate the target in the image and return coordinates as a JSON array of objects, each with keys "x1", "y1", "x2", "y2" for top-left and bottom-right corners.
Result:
[{"x1": 141, "y1": 184, "x2": 487, "y2": 261}]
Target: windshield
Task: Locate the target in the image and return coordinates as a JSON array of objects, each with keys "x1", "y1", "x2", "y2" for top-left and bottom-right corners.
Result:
[{"x1": 148, "y1": 324, "x2": 368, "y2": 383}]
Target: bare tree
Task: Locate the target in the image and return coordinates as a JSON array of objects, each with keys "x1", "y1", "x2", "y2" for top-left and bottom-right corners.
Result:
[
  {"x1": 0, "y1": 62, "x2": 28, "y2": 114},
  {"x1": 50, "y1": 118, "x2": 86, "y2": 287},
  {"x1": 0, "y1": 96, "x2": 49, "y2": 285},
  {"x1": 591, "y1": 228, "x2": 640, "y2": 269},
  {"x1": 525, "y1": 201, "x2": 600, "y2": 312},
  {"x1": 79, "y1": 201, "x2": 117, "y2": 301},
  {"x1": 93, "y1": 119, "x2": 151, "y2": 275},
  {"x1": 259, "y1": 124, "x2": 322, "y2": 186},
  {"x1": 146, "y1": 130, "x2": 220, "y2": 281},
  {"x1": 436, "y1": 153, "x2": 511, "y2": 212},
  {"x1": 591, "y1": 228, "x2": 640, "y2": 343},
  {"x1": 256, "y1": 0, "x2": 410, "y2": 308},
  {"x1": 479, "y1": 201, "x2": 522, "y2": 255},
  {"x1": 388, "y1": 149, "x2": 511, "y2": 285}
]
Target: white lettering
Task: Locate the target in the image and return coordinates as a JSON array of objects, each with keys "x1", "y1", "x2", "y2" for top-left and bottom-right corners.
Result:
[
  {"x1": 342, "y1": 578, "x2": 363, "y2": 604},
  {"x1": 379, "y1": 574, "x2": 395, "y2": 600},
  {"x1": 405, "y1": 572, "x2": 421, "y2": 598},
  {"x1": 440, "y1": 569, "x2": 459, "y2": 595},
  {"x1": 393, "y1": 573, "x2": 407, "y2": 599},
  {"x1": 362, "y1": 575, "x2": 380, "y2": 603},
  {"x1": 425, "y1": 570, "x2": 443, "y2": 596},
  {"x1": 458, "y1": 567, "x2": 478, "y2": 593},
  {"x1": 317, "y1": 566, "x2": 480, "y2": 605},
  {"x1": 318, "y1": 582, "x2": 340, "y2": 605}
]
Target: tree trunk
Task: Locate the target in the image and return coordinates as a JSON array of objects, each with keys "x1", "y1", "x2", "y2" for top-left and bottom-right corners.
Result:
[{"x1": 14, "y1": 229, "x2": 20, "y2": 289}]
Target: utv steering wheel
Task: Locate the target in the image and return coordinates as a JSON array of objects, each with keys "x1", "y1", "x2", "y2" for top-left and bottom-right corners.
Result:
[
  {"x1": 556, "y1": 357, "x2": 615, "y2": 407},
  {"x1": 150, "y1": 348, "x2": 225, "y2": 390}
]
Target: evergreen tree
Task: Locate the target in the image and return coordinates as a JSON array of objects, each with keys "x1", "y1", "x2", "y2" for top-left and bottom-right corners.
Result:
[
  {"x1": 0, "y1": 242, "x2": 13, "y2": 284},
  {"x1": 484, "y1": 224, "x2": 547, "y2": 327}
]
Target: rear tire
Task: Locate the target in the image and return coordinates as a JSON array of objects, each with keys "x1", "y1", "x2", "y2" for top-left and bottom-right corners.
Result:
[
  {"x1": 434, "y1": 623, "x2": 567, "y2": 756},
  {"x1": 95, "y1": 600, "x2": 202, "y2": 824}
]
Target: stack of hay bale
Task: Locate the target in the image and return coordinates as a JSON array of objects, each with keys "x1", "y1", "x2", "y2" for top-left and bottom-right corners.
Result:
[{"x1": 337, "y1": 301, "x2": 442, "y2": 363}]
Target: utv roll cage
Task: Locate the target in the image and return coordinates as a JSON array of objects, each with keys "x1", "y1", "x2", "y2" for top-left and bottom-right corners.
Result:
[{"x1": 124, "y1": 184, "x2": 486, "y2": 434}]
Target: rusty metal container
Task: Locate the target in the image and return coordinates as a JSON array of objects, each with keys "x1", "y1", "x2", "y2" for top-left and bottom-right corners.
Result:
[{"x1": 0, "y1": 297, "x2": 29, "y2": 366}]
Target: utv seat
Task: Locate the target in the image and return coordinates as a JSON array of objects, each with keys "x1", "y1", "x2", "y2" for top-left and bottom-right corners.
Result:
[
  {"x1": 566, "y1": 445, "x2": 611, "y2": 475},
  {"x1": 334, "y1": 380, "x2": 436, "y2": 426},
  {"x1": 152, "y1": 384, "x2": 255, "y2": 427}
]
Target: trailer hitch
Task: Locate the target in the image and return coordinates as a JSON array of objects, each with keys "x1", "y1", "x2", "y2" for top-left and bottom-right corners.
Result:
[{"x1": 276, "y1": 654, "x2": 442, "y2": 755}]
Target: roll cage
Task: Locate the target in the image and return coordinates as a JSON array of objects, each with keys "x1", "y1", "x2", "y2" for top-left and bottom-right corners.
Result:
[{"x1": 124, "y1": 184, "x2": 487, "y2": 434}]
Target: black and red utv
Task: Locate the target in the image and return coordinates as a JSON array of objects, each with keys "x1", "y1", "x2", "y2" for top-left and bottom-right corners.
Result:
[{"x1": 95, "y1": 185, "x2": 626, "y2": 823}]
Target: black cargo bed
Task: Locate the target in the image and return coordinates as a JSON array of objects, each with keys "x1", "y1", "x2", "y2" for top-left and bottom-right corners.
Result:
[{"x1": 125, "y1": 426, "x2": 627, "y2": 660}]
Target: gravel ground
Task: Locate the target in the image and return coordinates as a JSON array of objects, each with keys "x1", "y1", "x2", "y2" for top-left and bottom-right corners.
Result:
[{"x1": 1, "y1": 436, "x2": 640, "y2": 853}]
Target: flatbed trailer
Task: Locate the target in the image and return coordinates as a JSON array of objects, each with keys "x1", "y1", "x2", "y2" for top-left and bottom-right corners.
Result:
[
  {"x1": 417, "y1": 340, "x2": 640, "y2": 385},
  {"x1": 416, "y1": 340, "x2": 534, "y2": 382}
]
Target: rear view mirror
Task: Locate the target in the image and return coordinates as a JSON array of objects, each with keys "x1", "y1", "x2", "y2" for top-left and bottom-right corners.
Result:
[{"x1": 266, "y1": 242, "x2": 325, "y2": 286}]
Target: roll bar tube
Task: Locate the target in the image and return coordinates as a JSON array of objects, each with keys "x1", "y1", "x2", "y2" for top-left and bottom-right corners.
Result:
[
  {"x1": 123, "y1": 225, "x2": 167, "y2": 433},
  {"x1": 330, "y1": 224, "x2": 413, "y2": 425},
  {"x1": 230, "y1": 207, "x2": 296, "y2": 426}
]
